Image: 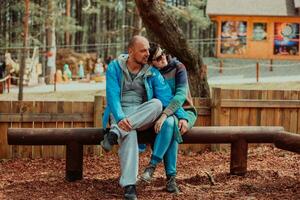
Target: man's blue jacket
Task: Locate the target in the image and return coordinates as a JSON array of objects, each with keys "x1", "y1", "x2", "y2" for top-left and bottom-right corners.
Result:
[{"x1": 102, "y1": 57, "x2": 188, "y2": 128}]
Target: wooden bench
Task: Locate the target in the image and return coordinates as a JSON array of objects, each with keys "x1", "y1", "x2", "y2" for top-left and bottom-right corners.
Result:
[{"x1": 7, "y1": 126, "x2": 300, "y2": 182}]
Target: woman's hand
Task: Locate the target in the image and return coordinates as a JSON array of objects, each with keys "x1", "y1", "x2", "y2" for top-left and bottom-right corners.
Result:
[
  {"x1": 178, "y1": 119, "x2": 188, "y2": 135},
  {"x1": 154, "y1": 114, "x2": 167, "y2": 133}
]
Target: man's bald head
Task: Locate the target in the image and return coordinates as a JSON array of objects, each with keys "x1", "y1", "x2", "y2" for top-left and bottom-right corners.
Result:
[
  {"x1": 127, "y1": 35, "x2": 150, "y2": 66},
  {"x1": 128, "y1": 35, "x2": 149, "y2": 49}
]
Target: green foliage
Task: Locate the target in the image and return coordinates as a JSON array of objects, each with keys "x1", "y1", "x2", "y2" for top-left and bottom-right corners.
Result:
[
  {"x1": 165, "y1": 0, "x2": 210, "y2": 29},
  {"x1": 0, "y1": 0, "x2": 213, "y2": 57},
  {"x1": 56, "y1": 16, "x2": 82, "y2": 34},
  {"x1": 2, "y1": 0, "x2": 82, "y2": 47},
  {"x1": 82, "y1": 0, "x2": 124, "y2": 14}
]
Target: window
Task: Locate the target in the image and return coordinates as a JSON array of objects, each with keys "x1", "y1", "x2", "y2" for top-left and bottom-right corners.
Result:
[
  {"x1": 221, "y1": 21, "x2": 247, "y2": 54},
  {"x1": 253, "y1": 23, "x2": 267, "y2": 41},
  {"x1": 274, "y1": 23, "x2": 299, "y2": 55}
]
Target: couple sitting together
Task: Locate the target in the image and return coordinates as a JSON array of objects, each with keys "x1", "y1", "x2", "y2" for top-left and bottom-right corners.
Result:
[{"x1": 101, "y1": 35, "x2": 197, "y2": 200}]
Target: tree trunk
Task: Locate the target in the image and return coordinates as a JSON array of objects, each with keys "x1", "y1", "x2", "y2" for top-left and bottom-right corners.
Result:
[
  {"x1": 45, "y1": 0, "x2": 56, "y2": 84},
  {"x1": 105, "y1": 6, "x2": 111, "y2": 57},
  {"x1": 18, "y1": 0, "x2": 30, "y2": 101},
  {"x1": 135, "y1": 0, "x2": 210, "y2": 97},
  {"x1": 10, "y1": 5, "x2": 18, "y2": 45},
  {"x1": 132, "y1": 7, "x2": 142, "y2": 36},
  {"x1": 75, "y1": 0, "x2": 83, "y2": 51},
  {"x1": 65, "y1": 0, "x2": 71, "y2": 46}
]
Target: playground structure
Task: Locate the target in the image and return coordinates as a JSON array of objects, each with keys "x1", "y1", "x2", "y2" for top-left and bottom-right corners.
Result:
[
  {"x1": 56, "y1": 49, "x2": 97, "y2": 80},
  {"x1": 7, "y1": 126, "x2": 300, "y2": 181},
  {"x1": 4, "y1": 48, "x2": 41, "y2": 86},
  {"x1": 54, "y1": 49, "x2": 105, "y2": 83},
  {"x1": 2, "y1": 48, "x2": 104, "y2": 87}
]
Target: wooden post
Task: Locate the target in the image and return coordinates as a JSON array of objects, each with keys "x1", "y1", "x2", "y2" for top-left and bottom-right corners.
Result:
[
  {"x1": 230, "y1": 139, "x2": 248, "y2": 175},
  {"x1": 256, "y1": 62, "x2": 259, "y2": 83},
  {"x1": 54, "y1": 72, "x2": 56, "y2": 92},
  {"x1": 94, "y1": 95, "x2": 104, "y2": 128},
  {"x1": 211, "y1": 88, "x2": 222, "y2": 151},
  {"x1": 94, "y1": 95, "x2": 104, "y2": 155},
  {"x1": 7, "y1": 75, "x2": 11, "y2": 93},
  {"x1": 66, "y1": 142, "x2": 83, "y2": 181},
  {"x1": 269, "y1": 59, "x2": 273, "y2": 72},
  {"x1": 219, "y1": 60, "x2": 223, "y2": 74}
]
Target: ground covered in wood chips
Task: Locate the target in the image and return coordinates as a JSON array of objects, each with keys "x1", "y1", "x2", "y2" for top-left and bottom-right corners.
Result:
[{"x1": 0, "y1": 145, "x2": 299, "y2": 200}]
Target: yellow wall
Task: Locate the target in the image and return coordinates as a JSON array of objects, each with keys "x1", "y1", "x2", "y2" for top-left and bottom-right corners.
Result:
[{"x1": 211, "y1": 16, "x2": 300, "y2": 60}]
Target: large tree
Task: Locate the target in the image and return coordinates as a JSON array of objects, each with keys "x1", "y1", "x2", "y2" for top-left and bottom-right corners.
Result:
[
  {"x1": 135, "y1": 0, "x2": 210, "y2": 97},
  {"x1": 45, "y1": 0, "x2": 57, "y2": 84},
  {"x1": 18, "y1": 0, "x2": 30, "y2": 101}
]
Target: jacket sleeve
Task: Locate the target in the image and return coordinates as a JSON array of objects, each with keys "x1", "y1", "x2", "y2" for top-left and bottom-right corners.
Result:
[
  {"x1": 106, "y1": 61, "x2": 125, "y2": 123},
  {"x1": 163, "y1": 61, "x2": 188, "y2": 117},
  {"x1": 151, "y1": 68, "x2": 188, "y2": 120}
]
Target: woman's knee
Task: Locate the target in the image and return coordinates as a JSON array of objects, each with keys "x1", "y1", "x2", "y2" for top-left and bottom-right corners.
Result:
[{"x1": 162, "y1": 116, "x2": 175, "y2": 128}]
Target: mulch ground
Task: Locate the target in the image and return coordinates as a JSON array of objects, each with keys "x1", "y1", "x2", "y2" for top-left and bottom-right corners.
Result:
[{"x1": 0, "y1": 145, "x2": 299, "y2": 200}]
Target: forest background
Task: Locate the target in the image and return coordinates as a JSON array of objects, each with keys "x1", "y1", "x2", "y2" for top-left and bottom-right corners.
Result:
[
  {"x1": 0, "y1": 0, "x2": 213, "y2": 61},
  {"x1": 0, "y1": 0, "x2": 214, "y2": 98}
]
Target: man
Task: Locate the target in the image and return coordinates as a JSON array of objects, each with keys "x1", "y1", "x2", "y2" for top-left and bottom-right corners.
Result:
[{"x1": 101, "y1": 36, "x2": 187, "y2": 200}]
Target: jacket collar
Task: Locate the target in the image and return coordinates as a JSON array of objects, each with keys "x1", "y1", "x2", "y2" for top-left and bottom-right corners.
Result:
[{"x1": 117, "y1": 54, "x2": 152, "y2": 78}]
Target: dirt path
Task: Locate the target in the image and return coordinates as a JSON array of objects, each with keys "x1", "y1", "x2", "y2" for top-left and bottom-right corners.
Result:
[{"x1": 0, "y1": 145, "x2": 299, "y2": 200}]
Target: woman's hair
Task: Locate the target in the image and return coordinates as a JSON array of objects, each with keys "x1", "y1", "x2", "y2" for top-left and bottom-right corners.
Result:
[{"x1": 148, "y1": 42, "x2": 160, "y2": 62}]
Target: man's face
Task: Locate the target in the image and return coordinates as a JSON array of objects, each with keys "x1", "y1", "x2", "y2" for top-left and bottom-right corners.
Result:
[{"x1": 129, "y1": 38, "x2": 150, "y2": 65}]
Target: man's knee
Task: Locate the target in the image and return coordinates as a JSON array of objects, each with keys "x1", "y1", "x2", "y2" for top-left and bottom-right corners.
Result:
[
  {"x1": 149, "y1": 98, "x2": 162, "y2": 112},
  {"x1": 122, "y1": 131, "x2": 137, "y2": 145}
]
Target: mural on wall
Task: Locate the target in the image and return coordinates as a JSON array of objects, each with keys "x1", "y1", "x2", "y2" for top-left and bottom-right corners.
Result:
[
  {"x1": 253, "y1": 23, "x2": 267, "y2": 41},
  {"x1": 221, "y1": 21, "x2": 247, "y2": 54},
  {"x1": 274, "y1": 23, "x2": 299, "y2": 55}
]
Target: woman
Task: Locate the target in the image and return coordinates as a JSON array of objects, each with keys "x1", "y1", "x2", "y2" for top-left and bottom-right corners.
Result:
[{"x1": 140, "y1": 42, "x2": 197, "y2": 193}]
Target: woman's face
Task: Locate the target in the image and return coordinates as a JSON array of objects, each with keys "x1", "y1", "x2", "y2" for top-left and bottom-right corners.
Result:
[{"x1": 152, "y1": 53, "x2": 168, "y2": 69}]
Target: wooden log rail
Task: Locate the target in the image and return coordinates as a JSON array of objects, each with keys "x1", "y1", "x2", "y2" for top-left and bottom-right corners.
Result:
[{"x1": 7, "y1": 126, "x2": 300, "y2": 182}]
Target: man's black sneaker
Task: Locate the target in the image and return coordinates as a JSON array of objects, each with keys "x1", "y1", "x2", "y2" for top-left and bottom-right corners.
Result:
[
  {"x1": 101, "y1": 131, "x2": 118, "y2": 152},
  {"x1": 140, "y1": 164, "x2": 156, "y2": 183},
  {"x1": 107, "y1": 131, "x2": 118, "y2": 145},
  {"x1": 124, "y1": 185, "x2": 137, "y2": 200},
  {"x1": 166, "y1": 175, "x2": 179, "y2": 193}
]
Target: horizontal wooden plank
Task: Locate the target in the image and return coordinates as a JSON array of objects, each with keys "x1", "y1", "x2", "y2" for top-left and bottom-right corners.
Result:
[
  {"x1": 196, "y1": 107, "x2": 211, "y2": 116},
  {"x1": 9, "y1": 126, "x2": 293, "y2": 145},
  {"x1": 0, "y1": 113, "x2": 93, "y2": 122},
  {"x1": 221, "y1": 99, "x2": 300, "y2": 108}
]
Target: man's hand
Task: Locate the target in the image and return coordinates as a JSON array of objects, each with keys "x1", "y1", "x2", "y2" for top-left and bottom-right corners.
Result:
[
  {"x1": 178, "y1": 119, "x2": 188, "y2": 135},
  {"x1": 118, "y1": 118, "x2": 132, "y2": 132},
  {"x1": 154, "y1": 114, "x2": 167, "y2": 133}
]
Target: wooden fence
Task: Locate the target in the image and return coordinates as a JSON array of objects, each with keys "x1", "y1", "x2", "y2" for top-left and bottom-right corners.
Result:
[
  {"x1": 0, "y1": 96, "x2": 211, "y2": 159},
  {"x1": 212, "y1": 88, "x2": 300, "y2": 133},
  {"x1": 2, "y1": 88, "x2": 300, "y2": 159},
  {"x1": 0, "y1": 101, "x2": 95, "y2": 159}
]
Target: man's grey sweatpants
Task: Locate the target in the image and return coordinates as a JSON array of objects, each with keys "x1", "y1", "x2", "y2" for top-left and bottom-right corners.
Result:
[{"x1": 109, "y1": 98, "x2": 162, "y2": 187}]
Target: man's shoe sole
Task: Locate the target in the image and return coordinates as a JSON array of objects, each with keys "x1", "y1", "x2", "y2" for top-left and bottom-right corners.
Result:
[
  {"x1": 166, "y1": 187, "x2": 180, "y2": 194},
  {"x1": 138, "y1": 175, "x2": 151, "y2": 183},
  {"x1": 124, "y1": 195, "x2": 137, "y2": 200}
]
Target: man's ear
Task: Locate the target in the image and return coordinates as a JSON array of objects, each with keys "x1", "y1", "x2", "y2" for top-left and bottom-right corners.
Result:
[{"x1": 128, "y1": 47, "x2": 133, "y2": 55}]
